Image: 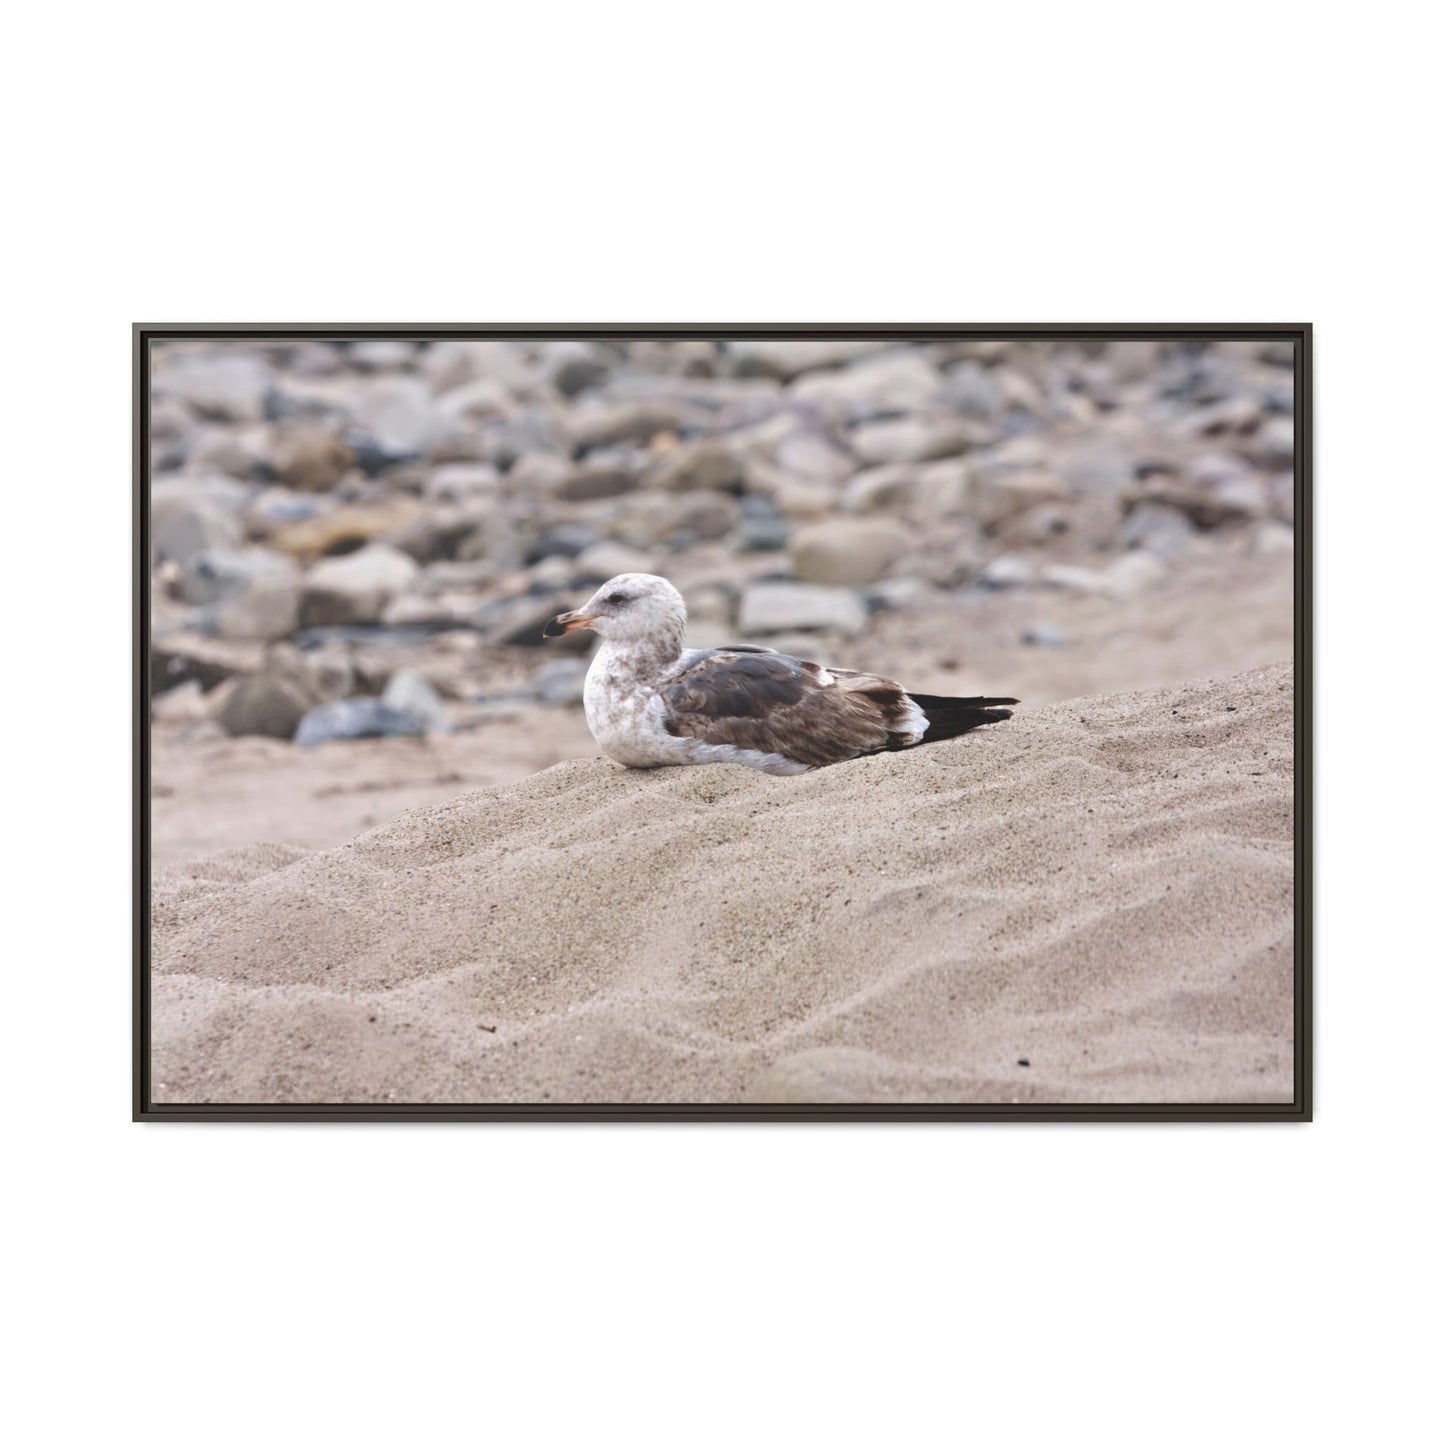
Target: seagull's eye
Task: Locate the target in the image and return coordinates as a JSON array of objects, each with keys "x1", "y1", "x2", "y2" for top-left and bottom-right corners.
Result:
[{"x1": 606, "y1": 592, "x2": 627, "y2": 605}]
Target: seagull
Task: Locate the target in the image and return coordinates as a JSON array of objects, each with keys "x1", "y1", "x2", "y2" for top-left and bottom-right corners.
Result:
[{"x1": 543, "y1": 573, "x2": 1016, "y2": 776}]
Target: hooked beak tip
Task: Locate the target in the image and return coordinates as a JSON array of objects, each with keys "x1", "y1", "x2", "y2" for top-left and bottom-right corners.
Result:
[{"x1": 543, "y1": 611, "x2": 595, "y2": 639}]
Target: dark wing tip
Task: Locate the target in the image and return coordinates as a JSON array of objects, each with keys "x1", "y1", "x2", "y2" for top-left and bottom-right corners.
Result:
[{"x1": 906, "y1": 692, "x2": 1019, "y2": 710}]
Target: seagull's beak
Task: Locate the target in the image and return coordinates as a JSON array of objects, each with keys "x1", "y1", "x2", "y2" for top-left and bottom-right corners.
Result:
[{"x1": 542, "y1": 608, "x2": 597, "y2": 639}]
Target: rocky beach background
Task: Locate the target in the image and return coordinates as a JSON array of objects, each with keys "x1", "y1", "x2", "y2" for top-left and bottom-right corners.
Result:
[{"x1": 149, "y1": 336, "x2": 1295, "y2": 864}]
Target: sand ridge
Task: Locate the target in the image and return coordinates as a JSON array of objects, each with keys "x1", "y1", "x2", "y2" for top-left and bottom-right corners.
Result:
[{"x1": 151, "y1": 661, "x2": 1294, "y2": 1105}]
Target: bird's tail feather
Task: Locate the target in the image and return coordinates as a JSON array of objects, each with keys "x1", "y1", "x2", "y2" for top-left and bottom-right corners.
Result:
[
  {"x1": 907, "y1": 692, "x2": 1018, "y2": 743},
  {"x1": 906, "y1": 693, "x2": 1019, "y2": 710}
]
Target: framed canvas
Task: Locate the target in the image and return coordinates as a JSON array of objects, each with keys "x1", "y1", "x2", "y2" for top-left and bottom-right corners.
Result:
[{"x1": 135, "y1": 323, "x2": 1311, "y2": 1121}]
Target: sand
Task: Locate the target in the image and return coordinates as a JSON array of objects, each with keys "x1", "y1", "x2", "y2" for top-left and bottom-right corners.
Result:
[{"x1": 150, "y1": 659, "x2": 1295, "y2": 1106}]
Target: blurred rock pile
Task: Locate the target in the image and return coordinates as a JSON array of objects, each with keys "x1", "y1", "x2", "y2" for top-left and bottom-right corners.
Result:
[{"x1": 149, "y1": 336, "x2": 1295, "y2": 742}]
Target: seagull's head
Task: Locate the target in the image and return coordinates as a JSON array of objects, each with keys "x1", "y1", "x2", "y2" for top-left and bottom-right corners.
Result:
[{"x1": 543, "y1": 573, "x2": 687, "y2": 645}]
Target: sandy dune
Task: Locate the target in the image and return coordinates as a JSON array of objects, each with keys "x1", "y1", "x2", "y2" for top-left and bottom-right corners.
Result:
[{"x1": 151, "y1": 660, "x2": 1294, "y2": 1106}]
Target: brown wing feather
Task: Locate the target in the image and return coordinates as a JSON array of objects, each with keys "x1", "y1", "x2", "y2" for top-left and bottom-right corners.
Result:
[{"x1": 660, "y1": 650, "x2": 920, "y2": 769}]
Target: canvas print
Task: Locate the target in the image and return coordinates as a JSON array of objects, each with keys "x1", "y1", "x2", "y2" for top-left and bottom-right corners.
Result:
[{"x1": 140, "y1": 327, "x2": 1305, "y2": 1117}]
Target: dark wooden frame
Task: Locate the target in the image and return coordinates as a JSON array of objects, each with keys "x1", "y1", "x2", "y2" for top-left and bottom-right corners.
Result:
[{"x1": 134, "y1": 323, "x2": 1313, "y2": 1122}]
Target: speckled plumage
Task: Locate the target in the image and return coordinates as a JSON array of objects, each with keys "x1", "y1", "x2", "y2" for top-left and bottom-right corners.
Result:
[{"x1": 544, "y1": 573, "x2": 1016, "y2": 775}]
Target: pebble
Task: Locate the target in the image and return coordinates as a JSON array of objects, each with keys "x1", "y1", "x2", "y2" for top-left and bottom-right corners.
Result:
[
  {"x1": 216, "y1": 649, "x2": 327, "y2": 739},
  {"x1": 790, "y1": 517, "x2": 912, "y2": 587},
  {"x1": 301, "y1": 544, "x2": 420, "y2": 627},
  {"x1": 295, "y1": 699, "x2": 427, "y2": 749},
  {"x1": 155, "y1": 353, "x2": 270, "y2": 422},
  {"x1": 381, "y1": 669, "x2": 451, "y2": 732},
  {"x1": 737, "y1": 582, "x2": 868, "y2": 637},
  {"x1": 1022, "y1": 623, "x2": 1068, "y2": 648},
  {"x1": 979, "y1": 554, "x2": 1034, "y2": 589}
]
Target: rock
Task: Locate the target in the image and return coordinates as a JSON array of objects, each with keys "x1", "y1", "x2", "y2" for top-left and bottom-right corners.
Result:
[
  {"x1": 969, "y1": 469, "x2": 1068, "y2": 529},
  {"x1": 546, "y1": 342, "x2": 612, "y2": 398},
  {"x1": 272, "y1": 429, "x2": 355, "y2": 492},
  {"x1": 381, "y1": 669, "x2": 450, "y2": 732},
  {"x1": 995, "y1": 499, "x2": 1114, "y2": 551},
  {"x1": 791, "y1": 351, "x2": 942, "y2": 414},
  {"x1": 150, "y1": 633, "x2": 265, "y2": 695},
  {"x1": 555, "y1": 453, "x2": 639, "y2": 501},
  {"x1": 790, "y1": 517, "x2": 911, "y2": 586},
  {"x1": 724, "y1": 339, "x2": 888, "y2": 380},
  {"x1": 1190, "y1": 453, "x2": 1271, "y2": 523},
  {"x1": 1022, "y1": 623, "x2": 1068, "y2": 648},
  {"x1": 385, "y1": 503, "x2": 498, "y2": 565},
  {"x1": 349, "y1": 340, "x2": 417, "y2": 370},
  {"x1": 416, "y1": 559, "x2": 499, "y2": 593},
  {"x1": 675, "y1": 493, "x2": 741, "y2": 542},
  {"x1": 424, "y1": 462, "x2": 500, "y2": 504},
  {"x1": 217, "y1": 574, "x2": 303, "y2": 641},
  {"x1": 1211, "y1": 475, "x2": 1270, "y2": 522},
  {"x1": 738, "y1": 582, "x2": 868, "y2": 637},
  {"x1": 941, "y1": 360, "x2": 1003, "y2": 418},
  {"x1": 294, "y1": 698, "x2": 426, "y2": 749},
  {"x1": 1104, "y1": 340, "x2": 1162, "y2": 384},
  {"x1": 843, "y1": 460, "x2": 971, "y2": 518},
  {"x1": 1179, "y1": 393, "x2": 1263, "y2": 439},
  {"x1": 151, "y1": 496, "x2": 242, "y2": 566},
  {"x1": 573, "y1": 540, "x2": 657, "y2": 581},
  {"x1": 867, "y1": 576, "x2": 934, "y2": 612},
  {"x1": 529, "y1": 657, "x2": 590, "y2": 705},
  {"x1": 773, "y1": 432, "x2": 857, "y2": 485},
  {"x1": 996, "y1": 366, "x2": 1048, "y2": 417},
  {"x1": 736, "y1": 514, "x2": 790, "y2": 553},
  {"x1": 242, "y1": 487, "x2": 333, "y2": 538},
  {"x1": 1116, "y1": 501, "x2": 1197, "y2": 558},
  {"x1": 180, "y1": 547, "x2": 302, "y2": 640},
  {"x1": 303, "y1": 648, "x2": 358, "y2": 702},
  {"x1": 301, "y1": 544, "x2": 419, "y2": 627},
  {"x1": 380, "y1": 592, "x2": 479, "y2": 628},
  {"x1": 568, "y1": 400, "x2": 688, "y2": 451},
  {"x1": 644, "y1": 440, "x2": 747, "y2": 493},
  {"x1": 181, "y1": 547, "x2": 297, "y2": 605},
  {"x1": 1056, "y1": 443, "x2": 1134, "y2": 499},
  {"x1": 848, "y1": 417, "x2": 969, "y2": 465},
  {"x1": 350, "y1": 377, "x2": 451, "y2": 455},
  {"x1": 1043, "y1": 553, "x2": 1166, "y2": 599},
  {"x1": 188, "y1": 425, "x2": 270, "y2": 480},
  {"x1": 155, "y1": 352, "x2": 270, "y2": 422},
  {"x1": 769, "y1": 477, "x2": 838, "y2": 519},
  {"x1": 1133, "y1": 482, "x2": 1264, "y2": 530},
  {"x1": 269, "y1": 496, "x2": 423, "y2": 561},
  {"x1": 215, "y1": 648, "x2": 327, "y2": 739},
  {"x1": 508, "y1": 452, "x2": 574, "y2": 493},
  {"x1": 423, "y1": 340, "x2": 533, "y2": 394},
  {"x1": 1250, "y1": 415, "x2": 1295, "y2": 469},
  {"x1": 618, "y1": 492, "x2": 741, "y2": 548},
  {"x1": 526, "y1": 522, "x2": 602, "y2": 565},
  {"x1": 435, "y1": 377, "x2": 519, "y2": 424},
  {"x1": 1040, "y1": 563, "x2": 1108, "y2": 594},
  {"x1": 1187, "y1": 451, "x2": 1253, "y2": 490},
  {"x1": 979, "y1": 554, "x2": 1034, "y2": 589}
]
